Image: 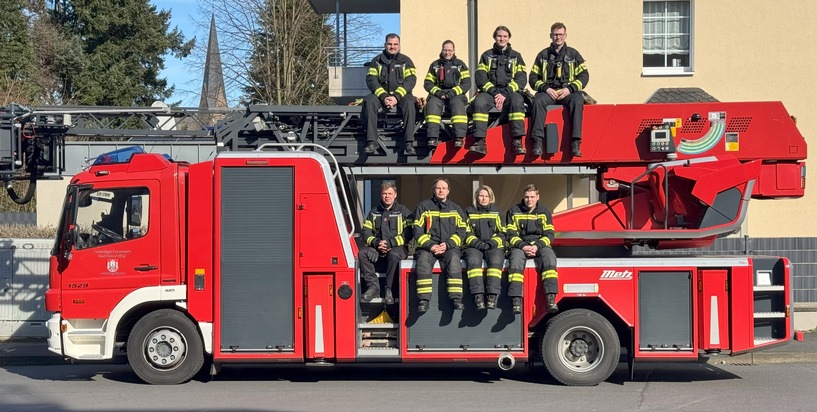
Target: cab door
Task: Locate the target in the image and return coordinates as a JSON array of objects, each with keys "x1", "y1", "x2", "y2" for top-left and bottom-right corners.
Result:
[{"x1": 59, "y1": 181, "x2": 160, "y2": 319}]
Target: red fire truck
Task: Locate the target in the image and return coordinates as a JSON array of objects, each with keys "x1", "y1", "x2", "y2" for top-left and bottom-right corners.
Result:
[{"x1": 40, "y1": 100, "x2": 806, "y2": 385}]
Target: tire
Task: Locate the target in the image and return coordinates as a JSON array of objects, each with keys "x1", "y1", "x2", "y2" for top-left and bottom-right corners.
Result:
[
  {"x1": 541, "y1": 309, "x2": 620, "y2": 386},
  {"x1": 127, "y1": 309, "x2": 204, "y2": 385}
]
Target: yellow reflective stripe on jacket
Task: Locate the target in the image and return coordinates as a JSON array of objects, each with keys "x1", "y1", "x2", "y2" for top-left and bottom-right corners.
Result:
[
  {"x1": 425, "y1": 72, "x2": 435, "y2": 82},
  {"x1": 508, "y1": 81, "x2": 519, "y2": 92},
  {"x1": 374, "y1": 87, "x2": 386, "y2": 97},
  {"x1": 367, "y1": 67, "x2": 379, "y2": 76},
  {"x1": 429, "y1": 86, "x2": 441, "y2": 95},
  {"x1": 452, "y1": 86, "x2": 463, "y2": 95},
  {"x1": 417, "y1": 233, "x2": 432, "y2": 247},
  {"x1": 481, "y1": 81, "x2": 495, "y2": 92},
  {"x1": 395, "y1": 86, "x2": 407, "y2": 97}
]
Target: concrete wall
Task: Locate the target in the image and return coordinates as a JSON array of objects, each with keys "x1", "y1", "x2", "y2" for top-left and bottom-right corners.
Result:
[{"x1": 400, "y1": 0, "x2": 817, "y2": 238}]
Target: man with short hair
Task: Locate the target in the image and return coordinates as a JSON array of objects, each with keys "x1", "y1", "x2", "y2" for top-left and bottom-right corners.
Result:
[
  {"x1": 472, "y1": 26, "x2": 527, "y2": 155},
  {"x1": 359, "y1": 182, "x2": 413, "y2": 304},
  {"x1": 506, "y1": 184, "x2": 559, "y2": 315},
  {"x1": 529, "y1": 22, "x2": 589, "y2": 157},
  {"x1": 413, "y1": 178, "x2": 468, "y2": 313},
  {"x1": 363, "y1": 33, "x2": 418, "y2": 156},
  {"x1": 423, "y1": 40, "x2": 471, "y2": 148}
]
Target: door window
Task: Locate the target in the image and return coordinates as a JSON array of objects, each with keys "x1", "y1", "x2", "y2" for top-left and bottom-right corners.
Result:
[{"x1": 74, "y1": 187, "x2": 150, "y2": 249}]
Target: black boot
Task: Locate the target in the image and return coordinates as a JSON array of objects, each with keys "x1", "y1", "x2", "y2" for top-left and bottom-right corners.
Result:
[
  {"x1": 512, "y1": 297, "x2": 522, "y2": 314},
  {"x1": 486, "y1": 294, "x2": 497, "y2": 309},
  {"x1": 384, "y1": 289, "x2": 395, "y2": 305},
  {"x1": 403, "y1": 143, "x2": 416, "y2": 155},
  {"x1": 571, "y1": 140, "x2": 582, "y2": 157},
  {"x1": 452, "y1": 298, "x2": 464, "y2": 310},
  {"x1": 474, "y1": 293, "x2": 486, "y2": 310},
  {"x1": 454, "y1": 138, "x2": 464, "y2": 148},
  {"x1": 417, "y1": 299, "x2": 429, "y2": 313},
  {"x1": 364, "y1": 141, "x2": 379, "y2": 154},
  {"x1": 546, "y1": 293, "x2": 559, "y2": 313},
  {"x1": 469, "y1": 139, "x2": 487, "y2": 155},
  {"x1": 512, "y1": 138, "x2": 526, "y2": 155},
  {"x1": 532, "y1": 138, "x2": 543, "y2": 156},
  {"x1": 427, "y1": 138, "x2": 438, "y2": 148},
  {"x1": 361, "y1": 286, "x2": 380, "y2": 302}
]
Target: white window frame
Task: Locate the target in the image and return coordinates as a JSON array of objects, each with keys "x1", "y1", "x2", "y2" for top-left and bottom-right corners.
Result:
[{"x1": 642, "y1": 0, "x2": 695, "y2": 76}]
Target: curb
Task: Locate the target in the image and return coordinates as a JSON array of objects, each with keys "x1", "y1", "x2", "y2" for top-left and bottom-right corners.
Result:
[{"x1": 705, "y1": 352, "x2": 817, "y2": 365}]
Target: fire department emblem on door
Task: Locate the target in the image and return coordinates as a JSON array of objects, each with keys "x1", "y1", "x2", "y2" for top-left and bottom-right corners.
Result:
[{"x1": 107, "y1": 259, "x2": 119, "y2": 273}]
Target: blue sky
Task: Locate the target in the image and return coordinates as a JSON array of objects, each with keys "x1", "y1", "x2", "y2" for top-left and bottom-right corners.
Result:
[{"x1": 149, "y1": 0, "x2": 399, "y2": 106}]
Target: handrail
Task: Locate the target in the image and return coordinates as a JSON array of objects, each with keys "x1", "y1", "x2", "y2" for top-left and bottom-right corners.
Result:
[{"x1": 253, "y1": 143, "x2": 355, "y2": 237}]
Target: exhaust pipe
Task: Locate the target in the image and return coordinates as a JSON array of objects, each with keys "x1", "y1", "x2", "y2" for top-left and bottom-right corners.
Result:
[{"x1": 497, "y1": 352, "x2": 515, "y2": 371}]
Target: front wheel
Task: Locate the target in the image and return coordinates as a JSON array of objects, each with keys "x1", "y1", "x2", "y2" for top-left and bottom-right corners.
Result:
[
  {"x1": 541, "y1": 309, "x2": 620, "y2": 386},
  {"x1": 127, "y1": 309, "x2": 204, "y2": 385}
]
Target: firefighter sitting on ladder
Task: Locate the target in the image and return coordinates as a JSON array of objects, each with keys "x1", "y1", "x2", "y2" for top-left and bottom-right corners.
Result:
[
  {"x1": 359, "y1": 182, "x2": 413, "y2": 304},
  {"x1": 462, "y1": 185, "x2": 507, "y2": 310},
  {"x1": 472, "y1": 25, "x2": 528, "y2": 155},
  {"x1": 413, "y1": 177, "x2": 469, "y2": 313},
  {"x1": 506, "y1": 184, "x2": 559, "y2": 314},
  {"x1": 422, "y1": 40, "x2": 471, "y2": 149},
  {"x1": 363, "y1": 33, "x2": 418, "y2": 156}
]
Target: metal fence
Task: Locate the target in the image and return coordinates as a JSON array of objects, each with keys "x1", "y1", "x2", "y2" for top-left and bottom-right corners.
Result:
[
  {"x1": 634, "y1": 236, "x2": 817, "y2": 305},
  {"x1": 0, "y1": 239, "x2": 52, "y2": 338}
]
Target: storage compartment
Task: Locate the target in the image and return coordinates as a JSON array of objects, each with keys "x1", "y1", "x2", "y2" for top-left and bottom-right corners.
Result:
[{"x1": 638, "y1": 271, "x2": 693, "y2": 351}]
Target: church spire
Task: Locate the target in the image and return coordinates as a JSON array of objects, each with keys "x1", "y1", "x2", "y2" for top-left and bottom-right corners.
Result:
[{"x1": 199, "y1": 14, "x2": 227, "y2": 109}]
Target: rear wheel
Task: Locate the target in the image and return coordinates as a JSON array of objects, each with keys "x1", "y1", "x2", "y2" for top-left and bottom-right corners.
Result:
[
  {"x1": 541, "y1": 309, "x2": 620, "y2": 386},
  {"x1": 127, "y1": 309, "x2": 204, "y2": 385}
]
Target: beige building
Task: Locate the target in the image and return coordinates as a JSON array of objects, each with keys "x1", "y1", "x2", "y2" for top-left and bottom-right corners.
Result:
[{"x1": 379, "y1": 0, "x2": 814, "y2": 237}]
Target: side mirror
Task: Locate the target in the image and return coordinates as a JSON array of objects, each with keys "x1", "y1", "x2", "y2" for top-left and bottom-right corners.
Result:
[
  {"x1": 63, "y1": 225, "x2": 76, "y2": 259},
  {"x1": 127, "y1": 195, "x2": 142, "y2": 226}
]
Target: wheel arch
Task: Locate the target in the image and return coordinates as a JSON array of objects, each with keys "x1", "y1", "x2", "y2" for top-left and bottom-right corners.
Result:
[{"x1": 530, "y1": 297, "x2": 632, "y2": 359}]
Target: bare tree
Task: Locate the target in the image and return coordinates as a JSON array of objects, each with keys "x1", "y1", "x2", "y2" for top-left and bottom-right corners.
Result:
[{"x1": 187, "y1": 1, "x2": 383, "y2": 106}]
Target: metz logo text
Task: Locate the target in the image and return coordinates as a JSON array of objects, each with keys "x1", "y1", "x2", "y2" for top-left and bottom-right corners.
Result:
[{"x1": 600, "y1": 270, "x2": 633, "y2": 280}]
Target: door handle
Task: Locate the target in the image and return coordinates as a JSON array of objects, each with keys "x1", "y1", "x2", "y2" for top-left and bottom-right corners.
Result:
[{"x1": 134, "y1": 265, "x2": 159, "y2": 272}]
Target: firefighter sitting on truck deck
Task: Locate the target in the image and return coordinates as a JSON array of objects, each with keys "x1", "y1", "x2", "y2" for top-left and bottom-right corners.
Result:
[
  {"x1": 463, "y1": 185, "x2": 507, "y2": 310},
  {"x1": 363, "y1": 33, "x2": 418, "y2": 156},
  {"x1": 506, "y1": 184, "x2": 559, "y2": 314},
  {"x1": 472, "y1": 25, "x2": 528, "y2": 156},
  {"x1": 423, "y1": 40, "x2": 471, "y2": 149},
  {"x1": 413, "y1": 177, "x2": 469, "y2": 313},
  {"x1": 359, "y1": 182, "x2": 413, "y2": 304},
  {"x1": 529, "y1": 22, "x2": 589, "y2": 157}
]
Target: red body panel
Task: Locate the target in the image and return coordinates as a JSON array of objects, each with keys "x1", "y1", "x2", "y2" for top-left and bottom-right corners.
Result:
[
  {"x1": 428, "y1": 102, "x2": 806, "y2": 166},
  {"x1": 304, "y1": 274, "x2": 335, "y2": 359}
]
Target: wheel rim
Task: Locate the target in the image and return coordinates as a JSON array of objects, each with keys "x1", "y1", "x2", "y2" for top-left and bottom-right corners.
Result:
[
  {"x1": 142, "y1": 327, "x2": 187, "y2": 370},
  {"x1": 556, "y1": 326, "x2": 605, "y2": 373}
]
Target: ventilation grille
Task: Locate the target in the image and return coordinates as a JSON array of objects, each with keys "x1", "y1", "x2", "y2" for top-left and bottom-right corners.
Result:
[{"x1": 726, "y1": 116, "x2": 752, "y2": 133}]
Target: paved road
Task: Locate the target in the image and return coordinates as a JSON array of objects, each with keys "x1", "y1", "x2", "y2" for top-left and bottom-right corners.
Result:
[{"x1": 2, "y1": 362, "x2": 816, "y2": 411}]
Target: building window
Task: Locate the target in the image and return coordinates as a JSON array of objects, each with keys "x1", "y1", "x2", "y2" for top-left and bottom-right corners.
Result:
[{"x1": 643, "y1": 1, "x2": 693, "y2": 75}]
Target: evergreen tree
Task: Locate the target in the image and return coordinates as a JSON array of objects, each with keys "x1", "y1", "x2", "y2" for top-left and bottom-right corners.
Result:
[
  {"x1": 54, "y1": 0, "x2": 194, "y2": 105},
  {"x1": 0, "y1": 0, "x2": 38, "y2": 103}
]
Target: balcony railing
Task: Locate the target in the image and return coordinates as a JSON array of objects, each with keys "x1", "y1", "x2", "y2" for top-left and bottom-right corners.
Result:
[{"x1": 326, "y1": 47, "x2": 382, "y2": 67}]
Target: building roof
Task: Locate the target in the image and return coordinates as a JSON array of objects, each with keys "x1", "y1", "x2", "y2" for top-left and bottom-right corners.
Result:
[
  {"x1": 306, "y1": 0, "x2": 399, "y2": 14},
  {"x1": 645, "y1": 88, "x2": 719, "y2": 103}
]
